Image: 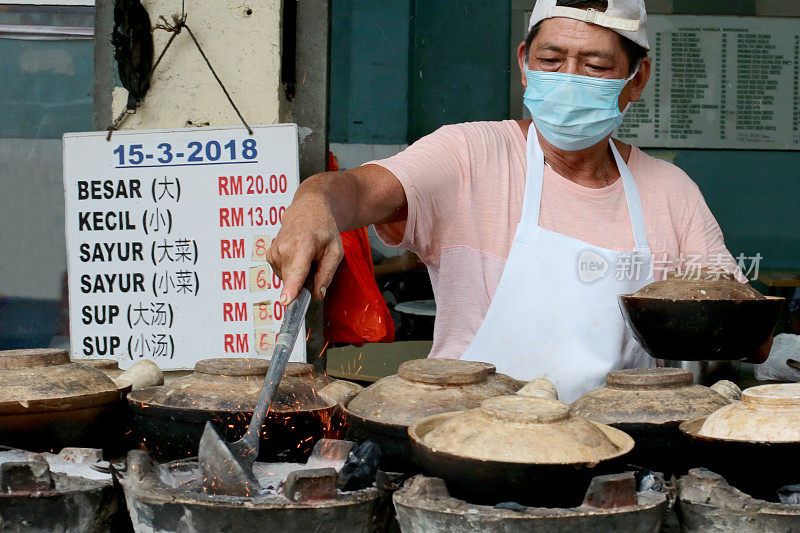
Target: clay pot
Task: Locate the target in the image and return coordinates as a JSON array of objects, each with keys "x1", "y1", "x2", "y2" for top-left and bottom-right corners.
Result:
[
  {"x1": 571, "y1": 368, "x2": 734, "y2": 474},
  {"x1": 699, "y1": 383, "x2": 800, "y2": 442},
  {"x1": 632, "y1": 271, "x2": 765, "y2": 300},
  {"x1": 343, "y1": 358, "x2": 523, "y2": 470},
  {"x1": 681, "y1": 384, "x2": 800, "y2": 501},
  {"x1": 0, "y1": 348, "x2": 130, "y2": 450},
  {"x1": 619, "y1": 273, "x2": 784, "y2": 362},
  {"x1": 409, "y1": 396, "x2": 633, "y2": 506},
  {"x1": 128, "y1": 358, "x2": 360, "y2": 461}
]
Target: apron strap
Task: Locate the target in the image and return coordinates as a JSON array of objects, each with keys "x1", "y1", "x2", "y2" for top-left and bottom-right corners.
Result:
[
  {"x1": 521, "y1": 123, "x2": 650, "y2": 250},
  {"x1": 608, "y1": 139, "x2": 649, "y2": 250},
  {"x1": 520, "y1": 123, "x2": 545, "y2": 225}
]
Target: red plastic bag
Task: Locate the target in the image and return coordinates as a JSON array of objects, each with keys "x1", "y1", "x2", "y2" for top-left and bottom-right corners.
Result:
[{"x1": 323, "y1": 227, "x2": 395, "y2": 344}]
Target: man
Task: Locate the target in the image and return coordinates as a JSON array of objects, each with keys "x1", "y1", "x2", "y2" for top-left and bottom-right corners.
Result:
[{"x1": 268, "y1": 0, "x2": 758, "y2": 401}]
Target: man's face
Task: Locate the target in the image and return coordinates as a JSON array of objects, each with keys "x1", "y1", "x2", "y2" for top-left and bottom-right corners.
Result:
[{"x1": 516, "y1": 17, "x2": 650, "y2": 111}]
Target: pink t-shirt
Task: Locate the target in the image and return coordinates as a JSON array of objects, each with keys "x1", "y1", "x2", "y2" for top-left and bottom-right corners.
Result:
[{"x1": 369, "y1": 120, "x2": 743, "y2": 359}]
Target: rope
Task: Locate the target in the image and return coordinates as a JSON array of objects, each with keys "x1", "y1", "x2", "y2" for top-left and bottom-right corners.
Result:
[
  {"x1": 183, "y1": 24, "x2": 253, "y2": 136},
  {"x1": 107, "y1": 6, "x2": 253, "y2": 140}
]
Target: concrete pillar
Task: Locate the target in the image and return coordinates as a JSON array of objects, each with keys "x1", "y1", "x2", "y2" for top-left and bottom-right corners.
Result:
[
  {"x1": 107, "y1": 0, "x2": 284, "y2": 129},
  {"x1": 93, "y1": 0, "x2": 330, "y2": 366}
]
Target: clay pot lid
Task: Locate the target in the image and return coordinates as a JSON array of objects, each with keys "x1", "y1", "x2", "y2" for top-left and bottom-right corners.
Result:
[
  {"x1": 572, "y1": 368, "x2": 729, "y2": 425},
  {"x1": 0, "y1": 348, "x2": 70, "y2": 370},
  {"x1": 194, "y1": 358, "x2": 313, "y2": 377},
  {"x1": 143, "y1": 357, "x2": 332, "y2": 412},
  {"x1": 414, "y1": 396, "x2": 633, "y2": 464},
  {"x1": 697, "y1": 384, "x2": 800, "y2": 442},
  {"x1": 81, "y1": 359, "x2": 121, "y2": 371},
  {"x1": 606, "y1": 368, "x2": 693, "y2": 389},
  {"x1": 629, "y1": 271, "x2": 764, "y2": 301},
  {"x1": 481, "y1": 395, "x2": 569, "y2": 423},
  {"x1": 398, "y1": 359, "x2": 493, "y2": 385},
  {"x1": 345, "y1": 359, "x2": 521, "y2": 427},
  {"x1": 741, "y1": 383, "x2": 800, "y2": 410},
  {"x1": 0, "y1": 349, "x2": 123, "y2": 409}
]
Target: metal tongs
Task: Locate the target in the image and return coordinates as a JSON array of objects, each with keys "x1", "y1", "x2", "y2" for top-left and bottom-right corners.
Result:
[{"x1": 198, "y1": 288, "x2": 311, "y2": 496}]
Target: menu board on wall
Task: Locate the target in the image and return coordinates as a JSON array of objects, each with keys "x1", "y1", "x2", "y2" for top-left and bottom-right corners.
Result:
[
  {"x1": 63, "y1": 124, "x2": 304, "y2": 369},
  {"x1": 617, "y1": 15, "x2": 800, "y2": 150}
]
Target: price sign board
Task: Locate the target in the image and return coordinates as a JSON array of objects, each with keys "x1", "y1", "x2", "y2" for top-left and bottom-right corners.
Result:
[
  {"x1": 63, "y1": 124, "x2": 304, "y2": 369},
  {"x1": 618, "y1": 15, "x2": 800, "y2": 150}
]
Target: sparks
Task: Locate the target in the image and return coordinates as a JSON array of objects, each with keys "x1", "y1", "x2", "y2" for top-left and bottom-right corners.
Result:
[{"x1": 317, "y1": 341, "x2": 330, "y2": 359}]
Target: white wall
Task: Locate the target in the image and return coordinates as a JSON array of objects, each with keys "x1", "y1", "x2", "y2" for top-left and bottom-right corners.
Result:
[{"x1": 111, "y1": 0, "x2": 283, "y2": 129}]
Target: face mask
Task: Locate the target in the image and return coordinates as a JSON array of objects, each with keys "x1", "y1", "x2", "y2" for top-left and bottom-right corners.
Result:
[{"x1": 523, "y1": 66, "x2": 639, "y2": 151}]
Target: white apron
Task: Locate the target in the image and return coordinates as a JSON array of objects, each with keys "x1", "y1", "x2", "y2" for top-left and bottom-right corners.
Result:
[{"x1": 461, "y1": 124, "x2": 654, "y2": 403}]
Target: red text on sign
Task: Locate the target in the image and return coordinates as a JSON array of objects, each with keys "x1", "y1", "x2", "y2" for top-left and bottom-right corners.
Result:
[
  {"x1": 221, "y1": 239, "x2": 245, "y2": 259},
  {"x1": 221, "y1": 270, "x2": 246, "y2": 290},
  {"x1": 218, "y1": 176, "x2": 243, "y2": 196},
  {"x1": 223, "y1": 302, "x2": 248, "y2": 322},
  {"x1": 224, "y1": 334, "x2": 249, "y2": 353},
  {"x1": 218, "y1": 175, "x2": 289, "y2": 196},
  {"x1": 219, "y1": 207, "x2": 244, "y2": 227}
]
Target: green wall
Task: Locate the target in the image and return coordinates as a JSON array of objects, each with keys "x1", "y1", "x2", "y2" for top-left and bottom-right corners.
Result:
[
  {"x1": 330, "y1": 0, "x2": 512, "y2": 144},
  {"x1": 329, "y1": 1, "x2": 798, "y2": 270},
  {"x1": 672, "y1": 150, "x2": 800, "y2": 270},
  {"x1": 330, "y1": 0, "x2": 411, "y2": 144},
  {"x1": 408, "y1": 0, "x2": 511, "y2": 141}
]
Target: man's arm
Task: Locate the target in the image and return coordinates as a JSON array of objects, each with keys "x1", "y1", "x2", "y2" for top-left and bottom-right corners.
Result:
[
  {"x1": 266, "y1": 164, "x2": 407, "y2": 304},
  {"x1": 679, "y1": 191, "x2": 773, "y2": 363}
]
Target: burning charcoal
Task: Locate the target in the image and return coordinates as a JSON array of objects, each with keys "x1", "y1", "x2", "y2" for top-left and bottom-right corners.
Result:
[
  {"x1": 494, "y1": 501, "x2": 527, "y2": 512},
  {"x1": 0, "y1": 461, "x2": 53, "y2": 493},
  {"x1": 778, "y1": 484, "x2": 800, "y2": 505},
  {"x1": 338, "y1": 441, "x2": 381, "y2": 491},
  {"x1": 635, "y1": 469, "x2": 666, "y2": 493}
]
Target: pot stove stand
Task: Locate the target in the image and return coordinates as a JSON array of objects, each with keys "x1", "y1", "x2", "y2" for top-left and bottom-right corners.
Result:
[
  {"x1": 678, "y1": 468, "x2": 800, "y2": 532},
  {"x1": 119, "y1": 439, "x2": 396, "y2": 532},
  {"x1": 393, "y1": 473, "x2": 669, "y2": 532},
  {"x1": 0, "y1": 447, "x2": 124, "y2": 532}
]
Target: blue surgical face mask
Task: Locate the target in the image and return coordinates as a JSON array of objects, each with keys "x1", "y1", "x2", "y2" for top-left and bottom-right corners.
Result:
[{"x1": 523, "y1": 66, "x2": 639, "y2": 151}]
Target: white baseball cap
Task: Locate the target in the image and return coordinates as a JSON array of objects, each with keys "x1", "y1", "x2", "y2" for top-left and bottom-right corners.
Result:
[{"x1": 528, "y1": 0, "x2": 649, "y2": 50}]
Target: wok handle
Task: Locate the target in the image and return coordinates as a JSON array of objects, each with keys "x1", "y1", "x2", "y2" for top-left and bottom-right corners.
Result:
[{"x1": 241, "y1": 287, "x2": 312, "y2": 449}]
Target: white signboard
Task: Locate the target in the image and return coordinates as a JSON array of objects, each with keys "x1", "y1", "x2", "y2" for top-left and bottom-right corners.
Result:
[
  {"x1": 617, "y1": 15, "x2": 800, "y2": 150},
  {"x1": 63, "y1": 124, "x2": 304, "y2": 369}
]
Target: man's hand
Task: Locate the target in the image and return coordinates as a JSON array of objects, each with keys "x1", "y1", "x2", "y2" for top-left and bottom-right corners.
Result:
[
  {"x1": 748, "y1": 333, "x2": 774, "y2": 365},
  {"x1": 266, "y1": 193, "x2": 343, "y2": 304},
  {"x1": 267, "y1": 166, "x2": 408, "y2": 305}
]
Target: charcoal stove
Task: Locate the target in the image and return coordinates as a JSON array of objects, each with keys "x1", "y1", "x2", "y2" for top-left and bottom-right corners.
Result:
[
  {"x1": 128, "y1": 358, "x2": 360, "y2": 463},
  {"x1": 0, "y1": 447, "x2": 126, "y2": 532},
  {"x1": 677, "y1": 468, "x2": 800, "y2": 532},
  {"x1": 393, "y1": 472, "x2": 669, "y2": 532},
  {"x1": 118, "y1": 439, "x2": 394, "y2": 532}
]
